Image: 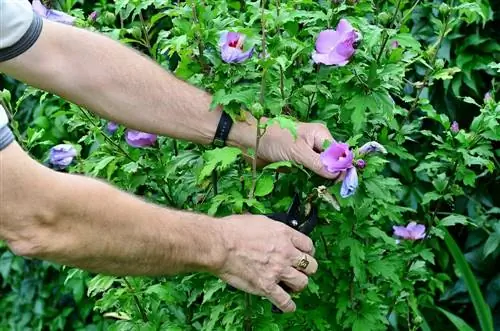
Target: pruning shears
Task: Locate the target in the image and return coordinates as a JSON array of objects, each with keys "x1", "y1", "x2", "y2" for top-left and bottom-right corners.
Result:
[
  {"x1": 226, "y1": 192, "x2": 318, "y2": 313},
  {"x1": 266, "y1": 192, "x2": 318, "y2": 313}
]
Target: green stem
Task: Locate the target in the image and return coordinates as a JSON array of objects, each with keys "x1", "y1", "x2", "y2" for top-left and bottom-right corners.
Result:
[
  {"x1": 123, "y1": 278, "x2": 148, "y2": 322},
  {"x1": 408, "y1": 3, "x2": 453, "y2": 116},
  {"x1": 138, "y1": 11, "x2": 153, "y2": 57},
  {"x1": 375, "y1": 0, "x2": 403, "y2": 63}
]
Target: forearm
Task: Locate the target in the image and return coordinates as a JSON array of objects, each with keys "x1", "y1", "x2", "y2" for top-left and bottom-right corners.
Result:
[
  {"x1": 0, "y1": 19, "x2": 256, "y2": 150},
  {"x1": 1, "y1": 143, "x2": 226, "y2": 276}
]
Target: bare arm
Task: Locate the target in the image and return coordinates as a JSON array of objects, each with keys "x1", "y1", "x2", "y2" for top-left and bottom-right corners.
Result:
[
  {"x1": 0, "y1": 141, "x2": 226, "y2": 276},
  {"x1": 0, "y1": 19, "x2": 256, "y2": 150},
  {"x1": 0, "y1": 141, "x2": 317, "y2": 312}
]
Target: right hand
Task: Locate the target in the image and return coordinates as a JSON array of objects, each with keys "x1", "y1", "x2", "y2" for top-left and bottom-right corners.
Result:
[{"x1": 214, "y1": 214, "x2": 318, "y2": 313}]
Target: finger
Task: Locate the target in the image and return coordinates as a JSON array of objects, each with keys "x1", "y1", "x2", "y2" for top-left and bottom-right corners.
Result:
[
  {"x1": 291, "y1": 252, "x2": 318, "y2": 275},
  {"x1": 295, "y1": 143, "x2": 341, "y2": 180},
  {"x1": 268, "y1": 285, "x2": 296, "y2": 313},
  {"x1": 280, "y1": 267, "x2": 309, "y2": 292},
  {"x1": 290, "y1": 230, "x2": 314, "y2": 255},
  {"x1": 313, "y1": 126, "x2": 334, "y2": 152}
]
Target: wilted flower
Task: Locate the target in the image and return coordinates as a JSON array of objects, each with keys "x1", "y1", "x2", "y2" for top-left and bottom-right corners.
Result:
[
  {"x1": 32, "y1": 0, "x2": 75, "y2": 25},
  {"x1": 393, "y1": 222, "x2": 426, "y2": 241},
  {"x1": 89, "y1": 11, "x2": 99, "y2": 22},
  {"x1": 320, "y1": 141, "x2": 354, "y2": 173},
  {"x1": 312, "y1": 19, "x2": 360, "y2": 66},
  {"x1": 219, "y1": 31, "x2": 254, "y2": 63},
  {"x1": 451, "y1": 121, "x2": 459, "y2": 133},
  {"x1": 340, "y1": 167, "x2": 358, "y2": 198},
  {"x1": 391, "y1": 40, "x2": 399, "y2": 48},
  {"x1": 356, "y1": 159, "x2": 366, "y2": 169},
  {"x1": 358, "y1": 141, "x2": 387, "y2": 155},
  {"x1": 107, "y1": 121, "x2": 118, "y2": 134},
  {"x1": 49, "y1": 144, "x2": 77, "y2": 169},
  {"x1": 125, "y1": 130, "x2": 157, "y2": 147}
]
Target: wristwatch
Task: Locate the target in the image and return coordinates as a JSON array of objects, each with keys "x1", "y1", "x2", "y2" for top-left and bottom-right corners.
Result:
[{"x1": 212, "y1": 110, "x2": 233, "y2": 147}]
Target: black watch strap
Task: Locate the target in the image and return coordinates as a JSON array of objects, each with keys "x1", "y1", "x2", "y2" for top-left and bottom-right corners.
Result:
[{"x1": 212, "y1": 111, "x2": 233, "y2": 147}]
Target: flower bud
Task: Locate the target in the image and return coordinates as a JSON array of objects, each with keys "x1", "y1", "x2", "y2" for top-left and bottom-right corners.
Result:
[
  {"x1": 104, "y1": 12, "x2": 115, "y2": 25},
  {"x1": 435, "y1": 59, "x2": 445, "y2": 69},
  {"x1": 377, "y1": 12, "x2": 391, "y2": 25},
  {"x1": 131, "y1": 26, "x2": 142, "y2": 39},
  {"x1": 88, "y1": 11, "x2": 98, "y2": 22},
  {"x1": 250, "y1": 103, "x2": 264, "y2": 119},
  {"x1": 451, "y1": 121, "x2": 459, "y2": 133},
  {"x1": 107, "y1": 121, "x2": 118, "y2": 134},
  {"x1": 356, "y1": 159, "x2": 366, "y2": 169},
  {"x1": 439, "y1": 3, "x2": 450, "y2": 15}
]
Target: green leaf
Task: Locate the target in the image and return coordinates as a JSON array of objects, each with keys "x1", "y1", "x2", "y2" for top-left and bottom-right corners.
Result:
[
  {"x1": 440, "y1": 214, "x2": 468, "y2": 227},
  {"x1": 437, "y1": 307, "x2": 475, "y2": 331},
  {"x1": 432, "y1": 67, "x2": 461, "y2": 80},
  {"x1": 87, "y1": 275, "x2": 117, "y2": 297},
  {"x1": 199, "y1": 147, "x2": 242, "y2": 181},
  {"x1": 263, "y1": 161, "x2": 293, "y2": 171},
  {"x1": 421, "y1": 192, "x2": 442, "y2": 205},
  {"x1": 443, "y1": 229, "x2": 494, "y2": 331},
  {"x1": 254, "y1": 175, "x2": 274, "y2": 197},
  {"x1": 483, "y1": 233, "x2": 500, "y2": 258}
]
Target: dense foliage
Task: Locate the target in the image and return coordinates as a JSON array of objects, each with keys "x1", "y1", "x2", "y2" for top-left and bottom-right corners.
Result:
[{"x1": 1, "y1": 0, "x2": 499, "y2": 330}]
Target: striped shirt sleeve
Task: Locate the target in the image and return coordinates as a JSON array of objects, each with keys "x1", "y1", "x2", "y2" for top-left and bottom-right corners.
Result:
[{"x1": 0, "y1": 0, "x2": 43, "y2": 62}]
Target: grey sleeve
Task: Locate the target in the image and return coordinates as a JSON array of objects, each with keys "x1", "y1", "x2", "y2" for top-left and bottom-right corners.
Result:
[
  {"x1": 0, "y1": 0, "x2": 43, "y2": 62},
  {"x1": 0, "y1": 105, "x2": 14, "y2": 151}
]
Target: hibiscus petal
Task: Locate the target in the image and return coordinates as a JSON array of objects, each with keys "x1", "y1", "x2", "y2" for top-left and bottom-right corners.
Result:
[
  {"x1": 315, "y1": 30, "x2": 340, "y2": 53},
  {"x1": 336, "y1": 19, "x2": 355, "y2": 36},
  {"x1": 393, "y1": 226, "x2": 410, "y2": 239},
  {"x1": 327, "y1": 50, "x2": 350, "y2": 66},
  {"x1": 226, "y1": 32, "x2": 241, "y2": 44},
  {"x1": 335, "y1": 35, "x2": 356, "y2": 58},
  {"x1": 312, "y1": 52, "x2": 332, "y2": 65},
  {"x1": 340, "y1": 167, "x2": 358, "y2": 198}
]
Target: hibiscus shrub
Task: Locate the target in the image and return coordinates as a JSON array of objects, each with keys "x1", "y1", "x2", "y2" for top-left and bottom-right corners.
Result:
[{"x1": 1, "y1": 0, "x2": 500, "y2": 330}]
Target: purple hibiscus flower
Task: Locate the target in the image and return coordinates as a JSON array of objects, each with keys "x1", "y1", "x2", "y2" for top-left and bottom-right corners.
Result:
[
  {"x1": 312, "y1": 19, "x2": 360, "y2": 66},
  {"x1": 320, "y1": 141, "x2": 354, "y2": 173},
  {"x1": 32, "y1": 0, "x2": 76, "y2": 25},
  {"x1": 340, "y1": 167, "x2": 358, "y2": 198},
  {"x1": 393, "y1": 222, "x2": 426, "y2": 241},
  {"x1": 49, "y1": 144, "x2": 77, "y2": 169},
  {"x1": 125, "y1": 130, "x2": 157, "y2": 148},
  {"x1": 219, "y1": 31, "x2": 254, "y2": 63}
]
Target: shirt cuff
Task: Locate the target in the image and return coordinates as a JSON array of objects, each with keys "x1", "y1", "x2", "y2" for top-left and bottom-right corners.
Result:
[
  {"x1": 0, "y1": 125, "x2": 15, "y2": 151},
  {"x1": 0, "y1": 14, "x2": 43, "y2": 62}
]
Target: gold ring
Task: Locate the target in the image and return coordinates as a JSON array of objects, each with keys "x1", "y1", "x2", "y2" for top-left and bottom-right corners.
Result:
[{"x1": 296, "y1": 255, "x2": 309, "y2": 270}]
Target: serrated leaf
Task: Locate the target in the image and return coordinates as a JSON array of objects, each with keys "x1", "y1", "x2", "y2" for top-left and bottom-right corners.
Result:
[{"x1": 199, "y1": 147, "x2": 242, "y2": 181}]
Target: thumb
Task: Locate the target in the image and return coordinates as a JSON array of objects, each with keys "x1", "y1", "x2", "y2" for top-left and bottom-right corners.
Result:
[{"x1": 295, "y1": 142, "x2": 341, "y2": 180}]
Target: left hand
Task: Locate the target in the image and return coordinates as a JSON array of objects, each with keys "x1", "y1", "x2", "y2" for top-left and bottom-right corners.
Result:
[{"x1": 252, "y1": 119, "x2": 342, "y2": 180}]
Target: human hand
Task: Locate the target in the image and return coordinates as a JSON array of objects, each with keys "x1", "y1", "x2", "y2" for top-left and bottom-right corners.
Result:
[
  {"x1": 213, "y1": 214, "x2": 318, "y2": 313},
  {"x1": 255, "y1": 119, "x2": 342, "y2": 180}
]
